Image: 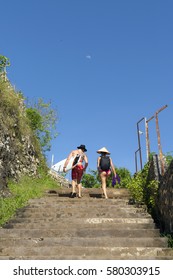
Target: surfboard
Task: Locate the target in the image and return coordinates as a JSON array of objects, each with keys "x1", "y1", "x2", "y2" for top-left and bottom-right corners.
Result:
[{"x1": 51, "y1": 156, "x2": 77, "y2": 173}]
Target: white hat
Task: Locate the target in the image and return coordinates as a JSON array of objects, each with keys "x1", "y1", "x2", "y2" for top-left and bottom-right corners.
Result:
[{"x1": 97, "y1": 147, "x2": 110, "y2": 154}]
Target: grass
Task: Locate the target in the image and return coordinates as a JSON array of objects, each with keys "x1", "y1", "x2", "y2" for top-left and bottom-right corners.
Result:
[
  {"x1": 0, "y1": 173, "x2": 60, "y2": 226},
  {"x1": 161, "y1": 233, "x2": 173, "y2": 248}
]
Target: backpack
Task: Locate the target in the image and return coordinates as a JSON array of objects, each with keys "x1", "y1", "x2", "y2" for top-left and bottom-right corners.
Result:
[
  {"x1": 73, "y1": 154, "x2": 81, "y2": 166},
  {"x1": 100, "y1": 155, "x2": 110, "y2": 171}
]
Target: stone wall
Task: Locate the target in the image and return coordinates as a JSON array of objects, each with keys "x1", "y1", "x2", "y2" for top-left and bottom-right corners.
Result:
[
  {"x1": 49, "y1": 170, "x2": 71, "y2": 188},
  {"x1": 0, "y1": 86, "x2": 40, "y2": 196},
  {"x1": 0, "y1": 128, "x2": 40, "y2": 196},
  {"x1": 148, "y1": 156, "x2": 173, "y2": 234},
  {"x1": 157, "y1": 160, "x2": 173, "y2": 233}
]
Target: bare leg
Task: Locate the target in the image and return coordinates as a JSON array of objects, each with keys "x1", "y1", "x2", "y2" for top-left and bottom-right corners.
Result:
[
  {"x1": 72, "y1": 179, "x2": 77, "y2": 194},
  {"x1": 77, "y1": 182, "x2": 82, "y2": 197},
  {"x1": 100, "y1": 172, "x2": 108, "y2": 199},
  {"x1": 76, "y1": 170, "x2": 83, "y2": 198}
]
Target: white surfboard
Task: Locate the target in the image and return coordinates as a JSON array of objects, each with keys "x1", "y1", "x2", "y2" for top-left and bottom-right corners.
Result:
[{"x1": 51, "y1": 156, "x2": 78, "y2": 173}]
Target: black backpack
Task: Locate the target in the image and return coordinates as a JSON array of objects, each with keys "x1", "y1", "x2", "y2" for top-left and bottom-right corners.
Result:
[
  {"x1": 73, "y1": 154, "x2": 81, "y2": 166},
  {"x1": 100, "y1": 155, "x2": 110, "y2": 171}
]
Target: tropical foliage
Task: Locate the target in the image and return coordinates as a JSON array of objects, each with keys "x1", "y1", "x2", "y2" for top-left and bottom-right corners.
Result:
[
  {"x1": 81, "y1": 167, "x2": 132, "y2": 189},
  {"x1": 0, "y1": 55, "x2": 10, "y2": 71},
  {"x1": 26, "y1": 98, "x2": 58, "y2": 153},
  {"x1": 126, "y1": 161, "x2": 159, "y2": 211}
]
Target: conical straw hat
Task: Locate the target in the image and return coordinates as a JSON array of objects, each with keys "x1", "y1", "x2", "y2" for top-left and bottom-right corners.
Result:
[{"x1": 97, "y1": 147, "x2": 110, "y2": 154}]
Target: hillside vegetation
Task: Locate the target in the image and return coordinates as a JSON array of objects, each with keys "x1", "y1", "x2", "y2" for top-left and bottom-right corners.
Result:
[
  {"x1": 0, "y1": 79, "x2": 45, "y2": 191},
  {"x1": 0, "y1": 57, "x2": 60, "y2": 225}
]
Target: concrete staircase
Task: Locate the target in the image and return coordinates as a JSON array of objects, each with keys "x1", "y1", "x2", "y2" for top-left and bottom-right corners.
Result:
[{"x1": 0, "y1": 187, "x2": 173, "y2": 260}]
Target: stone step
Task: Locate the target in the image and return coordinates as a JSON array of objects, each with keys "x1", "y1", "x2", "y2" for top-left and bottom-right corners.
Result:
[
  {"x1": 1, "y1": 244, "x2": 172, "y2": 260},
  {"x1": 17, "y1": 202, "x2": 139, "y2": 209},
  {"x1": 16, "y1": 207, "x2": 149, "y2": 216},
  {"x1": 27, "y1": 197, "x2": 130, "y2": 205},
  {"x1": 24, "y1": 201, "x2": 134, "y2": 208},
  {"x1": 1, "y1": 188, "x2": 171, "y2": 260},
  {"x1": 53, "y1": 187, "x2": 128, "y2": 192},
  {"x1": 13, "y1": 211, "x2": 150, "y2": 220},
  {"x1": 0, "y1": 236, "x2": 168, "y2": 248},
  {"x1": 1, "y1": 254, "x2": 173, "y2": 260},
  {"x1": 45, "y1": 188, "x2": 131, "y2": 199},
  {"x1": 3, "y1": 217, "x2": 154, "y2": 227},
  {"x1": 47, "y1": 193, "x2": 130, "y2": 199},
  {"x1": 0, "y1": 228, "x2": 160, "y2": 239},
  {"x1": 13, "y1": 207, "x2": 150, "y2": 219},
  {"x1": 4, "y1": 220, "x2": 155, "y2": 230}
]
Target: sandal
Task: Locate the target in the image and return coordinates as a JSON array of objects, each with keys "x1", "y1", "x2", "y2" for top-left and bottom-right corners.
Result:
[{"x1": 70, "y1": 192, "x2": 76, "y2": 198}]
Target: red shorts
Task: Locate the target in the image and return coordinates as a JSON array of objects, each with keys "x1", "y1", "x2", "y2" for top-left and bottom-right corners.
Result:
[
  {"x1": 100, "y1": 169, "x2": 111, "y2": 176},
  {"x1": 72, "y1": 165, "x2": 84, "y2": 181}
]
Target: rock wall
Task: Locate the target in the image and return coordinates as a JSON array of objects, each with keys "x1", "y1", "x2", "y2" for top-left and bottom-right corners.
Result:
[
  {"x1": 148, "y1": 156, "x2": 173, "y2": 234},
  {"x1": 0, "y1": 83, "x2": 40, "y2": 196},
  {"x1": 49, "y1": 170, "x2": 71, "y2": 188},
  {"x1": 157, "y1": 160, "x2": 173, "y2": 233},
  {"x1": 0, "y1": 128, "x2": 40, "y2": 196}
]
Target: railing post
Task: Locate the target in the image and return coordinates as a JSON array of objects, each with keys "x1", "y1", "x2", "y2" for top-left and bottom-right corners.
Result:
[
  {"x1": 137, "y1": 117, "x2": 145, "y2": 170},
  {"x1": 145, "y1": 115, "x2": 154, "y2": 161},
  {"x1": 155, "y1": 105, "x2": 168, "y2": 175},
  {"x1": 135, "y1": 148, "x2": 140, "y2": 173}
]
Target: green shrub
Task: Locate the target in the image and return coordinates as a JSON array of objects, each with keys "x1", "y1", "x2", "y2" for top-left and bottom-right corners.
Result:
[{"x1": 127, "y1": 171, "x2": 144, "y2": 203}]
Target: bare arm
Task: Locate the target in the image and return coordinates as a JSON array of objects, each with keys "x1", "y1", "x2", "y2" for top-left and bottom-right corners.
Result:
[
  {"x1": 63, "y1": 151, "x2": 75, "y2": 171},
  {"x1": 110, "y1": 158, "x2": 116, "y2": 176},
  {"x1": 84, "y1": 154, "x2": 88, "y2": 170},
  {"x1": 97, "y1": 157, "x2": 101, "y2": 171}
]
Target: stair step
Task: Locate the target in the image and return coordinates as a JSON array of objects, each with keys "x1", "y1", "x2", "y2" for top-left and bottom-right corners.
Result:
[
  {"x1": 51, "y1": 187, "x2": 130, "y2": 197},
  {"x1": 4, "y1": 221, "x2": 155, "y2": 229},
  {"x1": 28, "y1": 197, "x2": 130, "y2": 204},
  {"x1": 14, "y1": 209, "x2": 151, "y2": 219},
  {"x1": 0, "y1": 236, "x2": 168, "y2": 248},
  {"x1": 0, "y1": 228, "x2": 160, "y2": 239},
  {"x1": 17, "y1": 206, "x2": 144, "y2": 213},
  {"x1": 1, "y1": 245, "x2": 172, "y2": 259},
  {"x1": 0, "y1": 187, "x2": 172, "y2": 260},
  {"x1": 23, "y1": 203, "x2": 134, "y2": 209},
  {"x1": 4, "y1": 217, "x2": 154, "y2": 225}
]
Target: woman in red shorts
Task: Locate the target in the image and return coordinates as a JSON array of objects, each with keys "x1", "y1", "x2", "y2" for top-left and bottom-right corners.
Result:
[
  {"x1": 97, "y1": 147, "x2": 116, "y2": 199},
  {"x1": 63, "y1": 144, "x2": 88, "y2": 198}
]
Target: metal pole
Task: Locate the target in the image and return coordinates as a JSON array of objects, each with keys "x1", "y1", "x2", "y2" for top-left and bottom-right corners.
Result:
[
  {"x1": 137, "y1": 117, "x2": 145, "y2": 170},
  {"x1": 145, "y1": 118, "x2": 149, "y2": 161},
  {"x1": 135, "y1": 148, "x2": 140, "y2": 173},
  {"x1": 155, "y1": 105, "x2": 168, "y2": 175},
  {"x1": 51, "y1": 154, "x2": 54, "y2": 167},
  {"x1": 145, "y1": 115, "x2": 154, "y2": 161}
]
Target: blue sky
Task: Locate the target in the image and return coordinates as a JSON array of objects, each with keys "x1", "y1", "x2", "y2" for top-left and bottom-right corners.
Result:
[{"x1": 1, "y1": 0, "x2": 173, "y2": 175}]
